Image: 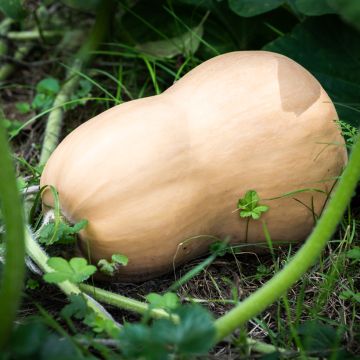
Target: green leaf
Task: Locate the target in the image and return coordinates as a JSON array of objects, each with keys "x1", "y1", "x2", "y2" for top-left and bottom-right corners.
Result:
[
  {"x1": 31, "y1": 94, "x2": 53, "y2": 112},
  {"x1": 238, "y1": 190, "x2": 259, "y2": 210},
  {"x1": 118, "y1": 304, "x2": 215, "y2": 359},
  {"x1": 44, "y1": 257, "x2": 96, "y2": 284},
  {"x1": 61, "y1": 294, "x2": 89, "y2": 319},
  {"x1": 39, "y1": 219, "x2": 88, "y2": 246},
  {"x1": 15, "y1": 102, "x2": 31, "y2": 114},
  {"x1": 26, "y1": 278, "x2": 39, "y2": 290},
  {"x1": 111, "y1": 253, "x2": 128, "y2": 266},
  {"x1": 209, "y1": 240, "x2": 232, "y2": 256},
  {"x1": 296, "y1": 321, "x2": 346, "y2": 357},
  {"x1": 339, "y1": 289, "x2": 360, "y2": 303},
  {"x1": 328, "y1": 0, "x2": 360, "y2": 31},
  {"x1": 294, "y1": 0, "x2": 336, "y2": 15},
  {"x1": 346, "y1": 247, "x2": 360, "y2": 263},
  {"x1": 36, "y1": 77, "x2": 60, "y2": 95},
  {"x1": 136, "y1": 23, "x2": 204, "y2": 59},
  {"x1": 84, "y1": 313, "x2": 120, "y2": 337},
  {"x1": 229, "y1": 0, "x2": 285, "y2": 17},
  {"x1": 118, "y1": 323, "x2": 167, "y2": 360},
  {"x1": 146, "y1": 292, "x2": 179, "y2": 311},
  {"x1": 98, "y1": 253, "x2": 128, "y2": 276},
  {"x1": 239, "y1": 210, "x2": 253, "y2": 218},
  {"x1": 0, "y1": 0, "x2": 26, "y2": 20},
  {"x1": 3, "y1": 119, "x2": 24, "y2": 137},
  {"x1": 264, "y1": 17, "x2": 360, "y2": 127},
  {"x1": 170, "y1": 305, "x2": 215, "y2": 354},
  {"x1": 68, "y1": 219, "x2": 88, "y2": 234},
  {"x1": 238, "y1": 190, "x2": 269, "y2": 220},
  {"x1": 70, "y1": 258, "x2": 97, "y2": 282},
  {"x1": 97, "y1": 259, "x2": 114, "y2": 275}
]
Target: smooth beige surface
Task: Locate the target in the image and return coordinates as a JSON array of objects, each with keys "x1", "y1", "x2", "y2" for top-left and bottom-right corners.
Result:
[{"x1": 41, "y1": 51, "x2": 347, "y2": 280}]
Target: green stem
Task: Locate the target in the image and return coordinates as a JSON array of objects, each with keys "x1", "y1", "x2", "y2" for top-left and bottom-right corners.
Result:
[
  {"x1": 0, "y1": 44, "x2": 32, "y2": 83},
  {"x1": 0, "y1": 114, "x2": 26, "y2": 349},
  {"x1": 79, "y1": 283, "x2": 287, "y2": 355},
  {"x1": 38, "y1": 60, "x2": 82, "y2": 165},
  {"x1": 214, "y1": 135, "x2": 360, "y2": 341},
  {"x1": 24, "y1": 228, "x2": 118, "y2": 328},
  {"x1": 7, "y1": 30, "x2": 62, "y2": 40},
  {"x1": 79, "y1": 283, "x2": 172, "y2": 320},
  {"x1": 245, "y1": 217, "x2": 249, "y2": 243},
  {"x1": 0, "y1": 18, "x2": 12, "y2": 55},
  {"x1": 39, "y1": 0, "x2": 114, "y2": 165}
]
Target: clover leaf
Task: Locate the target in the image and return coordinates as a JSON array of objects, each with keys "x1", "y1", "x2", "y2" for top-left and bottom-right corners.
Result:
[
  {"x1": 237, "y1": 190, "x2": 269, "y2": 220},
  {"x1": 145, "y1": 292, "x2": 179, "y2": 311},
  {"x1": 39, "y1": 219, "x2": 88, "y2": 246},
  {"x1": 44, "y1": 257, "x2": 96, "y2": 284},
  {"x1": 97, "y1": 253, "x2": 128, "y2": 276}
]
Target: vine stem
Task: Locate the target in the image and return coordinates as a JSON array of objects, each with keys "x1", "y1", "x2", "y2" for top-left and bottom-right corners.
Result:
[
  {"x1": 25, "y1": 226, "x2": 288, "y2": 356},
  {"x1": 39, "y1": 0, "x2": 114, "y2": 166},
  {"x1": 24, "y1": 228, "x2": 119, "y2": 329},
  {"x1": 0, "y1": 19, "x2": 34, "y2": 84},
  {"x1": 214, "y1": 135, "x2": 360, "y2": 341},
  {"x1": 0, "y1": 114, "x2": 26, "y2": 348},
  {"x1": 79, "y1": 283, "x2": 287, "y2": 355},
  {"x1": 7, "y1": 30, "x2": 62, "y2": 40},
  {"x1": 0, "y1": 44, "x2": 33, "y2": 83},
  {"x1": 79, "y1": 283, "x2": 172, "y2": 320}
]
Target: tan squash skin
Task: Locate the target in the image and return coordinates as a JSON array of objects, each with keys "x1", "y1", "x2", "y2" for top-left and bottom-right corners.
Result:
[{"x1": 41, "y1": 51, "x2": 347, "y2": 281}]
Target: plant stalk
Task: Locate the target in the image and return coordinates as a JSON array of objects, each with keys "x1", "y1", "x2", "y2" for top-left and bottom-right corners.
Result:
[
  {"x1": 214, "y1": 135, "x2": 360, "y2": 341},
  {"x1": 0, "y1": 114, "x2": 26, "y2": 349},
  {"x1": 0, "y1": 44, "x2": 32, "y2": 83},
  {"x1": 79, "y1": 283, "x2": 172, "y2": 320},
  {"x1": 7, "y1": 30, "x2": 62, "y2": 40},
  {"x1": 24, "y1": 228, "x2": 118, "y2": 328}
]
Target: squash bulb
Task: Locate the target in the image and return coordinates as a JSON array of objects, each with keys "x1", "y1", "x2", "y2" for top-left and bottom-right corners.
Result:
[{"x1": 41, "y1": 51, "x2": 347, "y2": 281}]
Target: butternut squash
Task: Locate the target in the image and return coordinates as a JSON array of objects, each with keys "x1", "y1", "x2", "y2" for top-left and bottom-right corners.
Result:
[{"x1": 40, "y1": 51, "x2": 347, "y2": 281}]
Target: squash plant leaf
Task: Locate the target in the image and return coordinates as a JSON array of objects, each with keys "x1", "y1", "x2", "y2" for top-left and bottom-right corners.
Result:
[
  {"x1": 145, "y1": 292, "x2": 179, "y2": 311},
  {"x1": 264, "y1": 16, "x2": 360, "y2": 127},
  {"x1": 61, "y1": 294, "x2": 89, "y2": 320},
  {"x1": 98, "y1": 253, "x2": 129, "y2": 276},
  {"x1": 39, "y1": 219, "x2": 88, "y2": 245},
  {"x1": 294, "y1": 0, "x2": 336, "y2": 16},
  {"x1": 84, "y1": 313, "x2": 120, "y2": 337},
  {"x1": 0, "y1": 0, "x2": 26, "y2": 20},
  {"x1": 44, "y1": 257, "x2": 96, "y2": 284},
  {"x1": 118, "y1": 304, "x2": 215, "y2": 359},
  {"x1": 229, "y1": 0, "x2": 285, "y2": 17},
  {"x1": 237, "y1": 190, "x2": 269, "y2": 220}
]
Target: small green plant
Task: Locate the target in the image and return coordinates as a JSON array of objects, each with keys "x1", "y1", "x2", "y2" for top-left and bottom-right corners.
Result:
[
  {"x1": 43, "y1": 257, "x2": 96, "y2": 284},
  {"x1": 25, "y1": 278, "x2": 39, "y2": 290},
  {"x1": 237, "y1": 190, "x2": 269, "y2": 242},
  {"x1": 38, "y1": 218, "x2": 88, "y2": 245},
  {"x1": 145, "y1": 292, "x2": 179, "y2": 311},
  {"x1": 337, "y1": 119, "x2": 359, "y2": 147},
  {"x1": 31, "y1": 77, "x2": 60, "y2": 112},
  {"x1": 16, "y1": 78, "x2": 92, "y2": 116},
  {"x1": 118, "y1": 302, "x2": 215, "y2": 360},
  {"x1": 97, "y1": 253, "x2": 129, "y2": 276}
]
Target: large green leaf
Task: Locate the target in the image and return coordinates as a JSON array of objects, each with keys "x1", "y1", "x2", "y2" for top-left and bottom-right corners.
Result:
[
  {"x1": 0, "y1": 0, "x2": 26, "y2": 20},
  {"x1": 264, "y1": 16, "x2": 360, "y2": 127},
  {"x1": 229, "y1": 0, "x2": 285, "y2": 17},
  {"x1": 294, "y1": 0, "x2": 336, "y2": 15},
  {"x1": 328, "y1": 0, "x2": 360, "y2": 31},
  {"x1": 136, "y1": 23, "x2": 204, "y2": 59}
]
